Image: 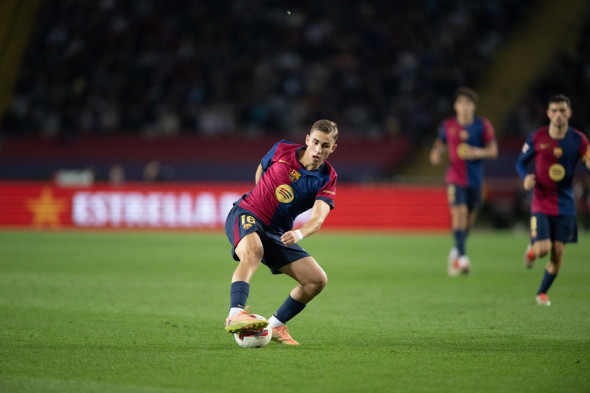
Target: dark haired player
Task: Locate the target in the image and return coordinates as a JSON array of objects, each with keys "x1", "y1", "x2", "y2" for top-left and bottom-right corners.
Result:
[
  {"x1": 430, "y1": 87, "x2": 498, "y2": 276},
  {"x1": 224, "y1": 120, "x2": 338, "y2": 345},
  {"x1": 516, "y1": 94, "x2": 590, "y2": 306}
]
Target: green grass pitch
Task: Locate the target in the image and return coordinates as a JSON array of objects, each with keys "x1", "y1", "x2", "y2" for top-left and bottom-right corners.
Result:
[{"x1": 1, "y1": 230, "x2": 589, "y2": 392}]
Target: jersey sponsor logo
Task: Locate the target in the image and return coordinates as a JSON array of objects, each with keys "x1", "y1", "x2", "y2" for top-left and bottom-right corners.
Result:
[
  {"x1": 539, "y1": 143, "x2": 550, "y2": 150},
  {"x1": 548, "y1": 163, "x2": 565, "y2": 182},
  {"x1": 459, "y1": 130, "x2": 469, "y2": 141},
  {"x1": 456, "y1": 143, "x2": 470, "y2": 159},
  {"x1": 279, "y1": 160, "x2": 290, "y2": 164},
  {"x1": 289, "y1": 169, "x2": 301, "y2": 182},
  {"x1": 275, "y1": 184, "x2": 294, "y2": 203},
  {"x1": 553, "y1": 147, "x2": 562, "y2": 158},
  {"x1": 321, "y1": 190, "x2": 335, "y2": 195}
]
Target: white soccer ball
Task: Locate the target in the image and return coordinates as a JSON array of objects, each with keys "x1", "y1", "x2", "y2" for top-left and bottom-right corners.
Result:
[{"x1": 234, "y1": 314, "x2": 272, "y2": 348}]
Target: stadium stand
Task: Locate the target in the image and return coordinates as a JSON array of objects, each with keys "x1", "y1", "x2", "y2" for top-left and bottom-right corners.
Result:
[{"x1": 0, "y1": 0, "x2": 537, "y2": 182}]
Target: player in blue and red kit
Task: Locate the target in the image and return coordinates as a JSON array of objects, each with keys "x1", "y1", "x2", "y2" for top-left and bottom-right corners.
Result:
[
  {"x1": 224, "y1": 120, "x2": 338, "y2": 345},
  {"x1": 430, "y1": 87, "x2": 498, "y2": 276},
  {"x1": 516, "y1": 94, "x2": 590, "y2": 306}
]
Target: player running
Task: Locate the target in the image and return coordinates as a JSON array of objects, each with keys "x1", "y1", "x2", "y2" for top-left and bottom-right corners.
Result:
[
  {"x1": 430, "y1": 87, "x2": 498, "y2": 276},
  {"x1": 224, "y1": 119, "x2": 338, "y2": 345},
  {"x1": 516, "y1": 94, "x2": 590, "y2": 306}
]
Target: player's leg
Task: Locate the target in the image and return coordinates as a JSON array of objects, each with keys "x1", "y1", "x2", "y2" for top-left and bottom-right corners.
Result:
[
  {"x1": 224, "y1": 208, "x2": 268, "y2": 333},
  {"x1": 268, "y1": 256, "x2": 327, "y2": 345},
  {"x1": 449, "y1": 203, "x2": 469, "y2": 275},
  {"x1": 533, "y1": 214, "x2": 576, "y2": 306},
  {"x1": 459, "y1": 188, "x2": 481, "y2": 275},
  {"x1": 524, "y1": 215, "x2": 551, "y2": 268},
  {"x1": 447, "y1": 184, "x2": 469, "y2": 276},
  {"x1": 536, "y1": 241, "x2": 564, "y2": 306}
]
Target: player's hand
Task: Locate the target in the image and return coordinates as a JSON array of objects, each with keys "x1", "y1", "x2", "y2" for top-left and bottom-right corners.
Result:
[
  {"x1": 524, "y1": 174, "x2": 536, "y2": 191},
  {"x1": 463, "y1": 146, "x2": 482, "y2": 160},
  {"x1": 281, "y1": 231, "x2": 298, "y2": 246},
  {"x1": 430, "y1": 149, "x2": 441, "y2": 166}
]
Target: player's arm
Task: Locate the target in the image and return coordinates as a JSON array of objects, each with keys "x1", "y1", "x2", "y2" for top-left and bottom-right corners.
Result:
[
  {"x1": 516, "y1": 135, "x2": 536, "y2": 190},
  {"x1": 581, "y1": 145, "x2": 590, "y2": 171},
  {"x1": 255, "y1": 164, "x2": 263, "y2": 184},
  {"x1": 430, "y1": 138, "x2": 446, "y2": 166},
  {"x1": 466, "y1": 140, "x2": 498, "y2": 160},
  {"x1": 281, "y1": 200, "x2": 331, "y2": 246}
]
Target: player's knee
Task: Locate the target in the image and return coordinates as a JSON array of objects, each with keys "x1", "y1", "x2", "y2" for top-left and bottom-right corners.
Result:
[
  {"x1": 310, "y1": 272, "x2": 328, "y2": 295},
  {"x1": 534, "y1": 241, "x2": 551, "y2": 257}
]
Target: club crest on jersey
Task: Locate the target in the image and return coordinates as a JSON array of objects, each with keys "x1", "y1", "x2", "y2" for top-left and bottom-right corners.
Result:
[
  {"x1": 553, "y1": 147, "x2": 562, "y2": 158},
  {"x1": 289, "y1": 169, "x2": 301, "y2": 182},
  {"x1": 275, "y1": 184, "x2": 294, "y2": 203},
  {"x1": 548, "y1": 163, "x2": 565, "y2": 182},
  {"x1": 459, "y1": 129, "x2": 469, "y2": 140}
]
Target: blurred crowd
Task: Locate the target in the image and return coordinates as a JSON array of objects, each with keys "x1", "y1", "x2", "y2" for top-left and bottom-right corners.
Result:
[
  {"x1": 504, "y1": 11, "x2": 590, "y2": 138},
  {"x1": 2, "y1": 0, "x2": 532, "y2": 141}
]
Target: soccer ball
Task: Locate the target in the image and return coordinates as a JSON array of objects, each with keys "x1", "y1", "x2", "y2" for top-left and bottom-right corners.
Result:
[{"x1": 234, "y1": 314, "x2": 272, "y2": 348}]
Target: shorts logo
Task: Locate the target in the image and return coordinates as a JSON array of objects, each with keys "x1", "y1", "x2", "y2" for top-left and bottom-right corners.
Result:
[
  {"x1": 275, "y1": 184, "x2": 294, "y2": 203},
  {"x1": 459, "y1": 130, "x2": 469, "y2": 140},
  {"x1": 548, "y1": 163, "x2": 565, "y2": 182},
  {"x1": 289, "y1": 169, "x2": 301, "y2": 182},
  {"x1": 447, "y1": 184, "x2": 456, "y2": 205},
  {"x1": 553, "y1": 147, "x2": 562, "y2": 158},
  {"x1": 241, "y1": 215, "x2": 256, "y2": 230}
]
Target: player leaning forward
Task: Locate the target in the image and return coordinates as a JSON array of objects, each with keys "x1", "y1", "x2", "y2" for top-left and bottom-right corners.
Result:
[
  {"x1": 224, "y1": 120, "x2": 338, "y2": 345},
  {"x1": 516, "y1": 94, "x2": 590, "y2": 306}
]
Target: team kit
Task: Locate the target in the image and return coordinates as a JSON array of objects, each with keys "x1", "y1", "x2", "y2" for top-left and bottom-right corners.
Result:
[{"x1": 222, "y1": 94, "x2": 590, "y2": 348}]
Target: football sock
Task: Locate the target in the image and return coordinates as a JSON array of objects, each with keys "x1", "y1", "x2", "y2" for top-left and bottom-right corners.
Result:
[
  {"x1": 268, "y1": 316, "x2": 284, "y2": 328},
  {"x1": 229, "y1": 281, "x2": 249, "y2": 311},
  {"x1": 273, "y1": 295, "x2": 306, "y2": 324},
  {"x1": 537, "y1": 270, "x2": 557, "y2": 295},
  {"x1": 453, "y1": 230, "x2": 466, "y2": 256}
]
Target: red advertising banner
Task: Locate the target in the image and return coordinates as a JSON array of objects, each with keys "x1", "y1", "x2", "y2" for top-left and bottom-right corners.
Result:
[{"x1": 0, "y1": 182, "x2": 449, "y2": 231}]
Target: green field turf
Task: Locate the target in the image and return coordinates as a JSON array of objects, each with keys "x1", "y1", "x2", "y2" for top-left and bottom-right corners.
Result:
[{"x1": 1, "y1": 230, "x2": 589, "y2": 393}]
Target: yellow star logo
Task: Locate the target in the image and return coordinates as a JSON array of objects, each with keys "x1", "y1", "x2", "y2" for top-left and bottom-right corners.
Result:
[{"x1": 27, "y1": 187, "x2": 67, "y2": 228}]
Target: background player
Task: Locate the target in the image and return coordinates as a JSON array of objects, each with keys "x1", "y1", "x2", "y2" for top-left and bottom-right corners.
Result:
[
  {"x1": 430, "y1": 87, "x2": 498, "y2": 276},
  {"x1": 516, "y1": 94, "x2": 590, "y2": 306},
  {"x1": 224, "y1": 120, "x2": 338, "y2": 345}
]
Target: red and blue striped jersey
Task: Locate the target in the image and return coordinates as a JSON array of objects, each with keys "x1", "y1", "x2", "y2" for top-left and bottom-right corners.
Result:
[
  {"x1": 438, "y1": 116, "x2": 496, "y2": 188},
  {"x1": 516, "y1": 126, "x2": 590, "y2": 216},
  {"x1": 238, "y1": 140, "x2": 337, "y2": 232}
]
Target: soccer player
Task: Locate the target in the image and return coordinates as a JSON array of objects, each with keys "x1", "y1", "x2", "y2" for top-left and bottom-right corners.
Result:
[
  {"x1": 430, "y1": 87, "x2": 498, "y2": 276},
  {"x1": 516, "y1": 94, "x2": 590, "y2": 306},
  {"x1": 224, "y1": 119, "x2": 338, "y2": 345}
]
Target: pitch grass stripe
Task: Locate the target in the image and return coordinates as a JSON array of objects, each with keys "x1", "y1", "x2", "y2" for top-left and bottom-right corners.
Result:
[{"x1": 0, "y1": 231, "x2": 589, "y2": 393}]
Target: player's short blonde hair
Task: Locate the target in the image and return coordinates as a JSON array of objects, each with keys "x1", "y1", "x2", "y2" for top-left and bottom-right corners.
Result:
[{"x1": 310, "y1": 119, "x2": 338, "y2": 142}]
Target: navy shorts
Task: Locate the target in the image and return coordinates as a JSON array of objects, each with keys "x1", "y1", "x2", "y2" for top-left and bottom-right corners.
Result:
[
  {"x1": 447, "y1": 184, "x2": 481, "y2": 211},
  {"x1": 225, "y1": 204, "x2": 311, "y2": 274},
  {"x1": 530, "y1": 213, "x2": 578, "y2": 244}
]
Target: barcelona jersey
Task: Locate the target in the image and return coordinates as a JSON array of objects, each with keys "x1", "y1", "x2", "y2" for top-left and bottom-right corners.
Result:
[
  {"x1": 237, "y1": 140, "x2": 337, "y2": 233},
  {"x1": 438, "y1": 116, "x2": 496, "y2": 188},
  {"x1": 516, "y1": 126, "x2": 590, "y2": 216}
]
